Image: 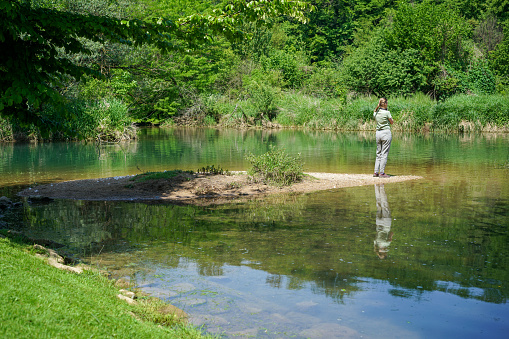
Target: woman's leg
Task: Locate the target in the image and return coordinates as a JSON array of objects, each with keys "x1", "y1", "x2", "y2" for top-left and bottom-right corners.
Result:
[
  {"x1": 374, "y1": 131, "x2": 383, "y2": 174},
  {"x1": 379, "y1": 131, "x2": 392, "y2": 174}
]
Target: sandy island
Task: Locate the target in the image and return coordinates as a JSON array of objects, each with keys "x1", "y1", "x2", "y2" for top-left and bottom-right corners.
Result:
[{"x1": 18, "y1": 172, "x2": 422, "y2": 205}]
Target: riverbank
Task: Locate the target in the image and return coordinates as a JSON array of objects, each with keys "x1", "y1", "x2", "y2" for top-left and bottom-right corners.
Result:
[
  {"x1": 2, "y1": 93, "x2": 508, "y2": 142},
  {"x1": 0, "y1": 232, "x2": 211, "y2": 338},
  {"x1": 17, "y1": 171, "x2": 423, "y2": 204}
]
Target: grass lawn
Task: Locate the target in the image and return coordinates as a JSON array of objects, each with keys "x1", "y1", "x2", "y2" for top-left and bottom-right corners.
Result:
[{"x1": 0, "y1": 234, "x2": 210, "y2": 338}]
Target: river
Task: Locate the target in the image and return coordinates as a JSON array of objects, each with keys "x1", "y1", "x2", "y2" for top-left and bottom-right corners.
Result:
[{"x1": 1, "y1": 127, "x2": 508, "y2": 338}]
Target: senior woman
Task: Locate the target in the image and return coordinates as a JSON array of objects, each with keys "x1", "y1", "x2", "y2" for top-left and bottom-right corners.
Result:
[{"x1": 373, "y1": 97, "x2": 393, "y2": 177}]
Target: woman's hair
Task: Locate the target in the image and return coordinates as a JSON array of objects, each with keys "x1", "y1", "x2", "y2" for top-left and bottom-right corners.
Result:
[{"x1": 374, "y1": 97, "x2": 387, "y2": 112}]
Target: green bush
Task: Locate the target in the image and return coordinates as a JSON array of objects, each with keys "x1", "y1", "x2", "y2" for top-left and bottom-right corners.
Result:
[
  {"x1": 79, "y1": 70, "x2": 137, "y2": 104},
  {"x1": 0, "y1": 115, "x2": 14, "y2": 141},
  {"x1": 433, "y1": 61, "x2": 497, "y2": 99},
  {"x1": 246, "y1": 146, "x2": 304, "y2": 186},
  {"x1": 302, "y1": 66, "x2": 347, "y2": 100},
  {"x1": 489, "y1": 19, "x2": 509, "y2": 80},
  {"x1": 246, "y1": 81, "x2": 280, "y2": 121},
  {"x1": 37, "y1": 97, "x2": 136, "y2": 141},
  {"x1": 467, "y1": 60, "x2": 496, "y2": 95},
  {"x1": 341, "y1": 36, "x2": 428, "y2": 97},
  {"x1": 260, "y1": 49, "x2": 306, "y2": 88}
]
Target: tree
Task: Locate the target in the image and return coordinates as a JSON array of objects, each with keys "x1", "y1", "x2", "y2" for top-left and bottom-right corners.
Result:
[
  {"x1": 486, "y1": 0, "x2": 509, "y2": 22},
  {"x1": 384, "y1": 0, "x2": 470, "y2": 66},
  {"x1": 288, "y1": 0, "x2": 397, "y2": 63},
  {"x1": 490, "y1": 19, "x2": 509, "y2": 91},
  {"x1": 0, "y1": 0, "x2": 311, "y2": 124}
]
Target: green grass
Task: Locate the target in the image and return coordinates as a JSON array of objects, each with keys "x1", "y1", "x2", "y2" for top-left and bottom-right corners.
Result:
[
  {"x1": 132, "y1": 169, "x2": 195, "y2": 182},
  {"x1": 0, "y1": 98, "x2": 137, "y2": 142},
  {"x1": 433, "y1": 94, "x2": 509, "y2": 132},
  {"x1": 246, "y1": 146, "x2": 304, "y2": 186},
  {"x1": 203, "y1": 91, "x2": 508, "y2": 132},
  {"x1": 0, "y1": 235, "x2": 210, "y2": 338}
]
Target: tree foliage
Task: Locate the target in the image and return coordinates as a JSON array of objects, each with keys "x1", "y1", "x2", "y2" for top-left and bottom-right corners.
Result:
[
  {"x1": 0, "y1": 0, "x2": 311, "y2": 124},
  {"x1": 1, "y1": 0, "x2": 508, "y2": 136},
  {"x1": 385, "y1": 1, "x2": 470, "y2": 65},
  {"x1": 340, "y1": 0, "x2": 492, "y2": 98}
]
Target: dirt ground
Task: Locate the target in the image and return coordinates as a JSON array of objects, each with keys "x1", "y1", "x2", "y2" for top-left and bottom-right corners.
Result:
[{"x1": 18, "y1": 172, "x2": 422, "y2": 205}]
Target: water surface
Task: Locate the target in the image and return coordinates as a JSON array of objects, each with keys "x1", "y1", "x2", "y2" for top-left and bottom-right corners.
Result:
[{"x1": 1, "y1": 128, "x2": 508, "y2": 338}]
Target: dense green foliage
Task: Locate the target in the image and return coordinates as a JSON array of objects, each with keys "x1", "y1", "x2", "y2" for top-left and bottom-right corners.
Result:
[
  {"x1": 1, "y1": 0, "x2": 508, "y2": 140},
  {"x1": 0, "y1": 0, "x2": 310, "y2": 139}
]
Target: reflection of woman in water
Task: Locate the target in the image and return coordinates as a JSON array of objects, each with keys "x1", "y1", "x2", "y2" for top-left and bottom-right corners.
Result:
[{"x1": 374, "y1": 184, "x2": 393, "y2": 259}]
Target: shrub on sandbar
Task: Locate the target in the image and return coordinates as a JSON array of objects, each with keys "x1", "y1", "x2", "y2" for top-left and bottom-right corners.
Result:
[{"x1": 246, "y1": 146, "x2": 304, "y2": 186}]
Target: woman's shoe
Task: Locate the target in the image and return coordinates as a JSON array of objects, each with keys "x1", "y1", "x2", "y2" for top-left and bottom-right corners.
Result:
[
  {"x1": 379, "y1": 173, "x2": 390, "y2": 178},
  {"x1": 373, "y1": 173, "x2": 379, "y2": 177}
]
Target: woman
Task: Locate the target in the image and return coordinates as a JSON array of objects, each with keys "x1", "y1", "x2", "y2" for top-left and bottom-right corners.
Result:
[{"x1": 373, "y1": 97, "x2": 393, "y2": 177}]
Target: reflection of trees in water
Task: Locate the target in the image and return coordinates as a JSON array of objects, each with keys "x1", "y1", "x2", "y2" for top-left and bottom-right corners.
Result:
[
  {"x1": 20, "y1": 200, "x2": 207, "y2": 250},
  {"x1": 19, "y1": 187, "x2": 509, "y2": 304},
  {"x1": 95, "y1": 141, "x2": 139, "y2": 161},
  {"x1": 198, "y1": 262, "x2": 224, "y2": 277}
]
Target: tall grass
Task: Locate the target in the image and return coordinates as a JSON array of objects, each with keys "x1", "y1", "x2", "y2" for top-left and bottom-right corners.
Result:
[
  {"x1": 205, "y1": 92, "x2": 507, "y2": 133},
  {"x1": 0, "y1": 98, "x2": 136, "y2": 142},
  {"x1": 388, "y1": 93, "x2": 434, "y2": 131},
  {"x1": 275, "y1": 92, "x2": 340, "y2": 129},
  {"x1": 54, "y1": 98, "x2": 137, "y2": 141},
  {"x1": 433, "y1": 94, "x2": 509, "y2": 132}
]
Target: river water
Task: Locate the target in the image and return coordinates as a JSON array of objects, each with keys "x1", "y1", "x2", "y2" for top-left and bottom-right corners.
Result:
[{"x1": 1, "y1": 128, "x2": 508, "y2": 338}]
